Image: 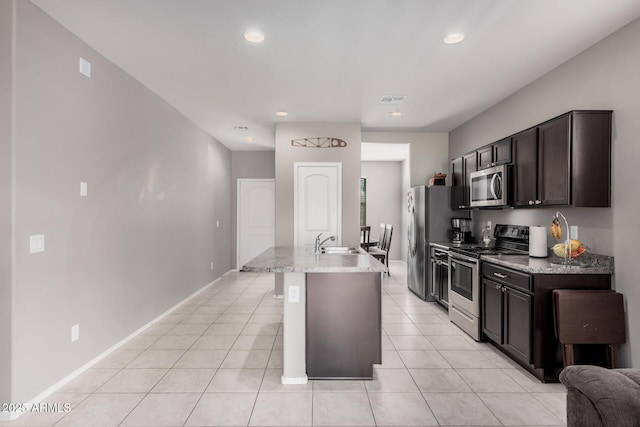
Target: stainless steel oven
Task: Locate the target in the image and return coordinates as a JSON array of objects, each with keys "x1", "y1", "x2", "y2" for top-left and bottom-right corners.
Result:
[
  {"x1": 446, "y1": 225, "x2": 531, "y2": 341},
  {"x1": 448, "y1": 251, "x2": 481, "y2": 341}
]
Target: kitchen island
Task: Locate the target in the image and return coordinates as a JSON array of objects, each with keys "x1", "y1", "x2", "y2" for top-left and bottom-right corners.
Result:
[{"x1": 242, "y1": 246, "x2": 387, "y2": 384}]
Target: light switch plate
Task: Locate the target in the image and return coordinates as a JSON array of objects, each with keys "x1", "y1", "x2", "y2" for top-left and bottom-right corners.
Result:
[
  {"x1": 71, "y1": 324, "x2": 79, "y2": 342},
  {"x1": 570, "y1": 226, "x2": 578, "y2": 240},
  {"x1": 30, "y1": 235, "x2": 45, "y2": 254},
  {"x1": 288, "y1": 286, "x2": 300, "y2": 303},
  {"x1": 80, "y1": 182, "x2": 88, "y2": 197},
  {"x1": 216, "y1": 220, "x2": 220, "y2": 228},
  {"x1": 79, "y1": 58, "x2": 91, "y2": 78}
]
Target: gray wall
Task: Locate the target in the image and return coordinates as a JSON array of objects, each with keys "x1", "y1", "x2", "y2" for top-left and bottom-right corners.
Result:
[
  {"x1": 360, "y1": 132, "x2": 449, "y2": 264},
  {"x1": 449, "y1": 17, "x2": 640, "y2": 368},
  {"x1": 275, "y1": 123, "x2": 362, "y2": 246},
  {"x1": 0, "y1": 0, "x2": 14, "y2": 407},
  {"x1": 361, "y1": 132, "x2": 449, "y2": 187},
  {"x1": 9, "y1": 1, "x2": 231, "y2": 403},
  {"x1": 361, "y1": 162, "x2": 403, "y2": 261},
  {"x1": 231, "y1": 151, "x2": 275, "y2": 269}
]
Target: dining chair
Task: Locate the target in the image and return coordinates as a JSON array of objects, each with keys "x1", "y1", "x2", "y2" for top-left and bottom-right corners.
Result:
[
  {"x1": 360, "y1": 226, "x2": 371, "y2": 250},
  {"x1": 374, "y1": 223, "x2": 386, "y2": 251},
  {"x1": 370, "y1": 224, "x2": 392, "y2": 275}
]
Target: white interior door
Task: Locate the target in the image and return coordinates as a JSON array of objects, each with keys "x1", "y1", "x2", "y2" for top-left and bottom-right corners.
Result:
[
  {"x1": 237, "y1": 179, "x2": 275, "y2": 268},
  {"x1": 294, "y1": 163, "x2": 342, "y2": 246}
]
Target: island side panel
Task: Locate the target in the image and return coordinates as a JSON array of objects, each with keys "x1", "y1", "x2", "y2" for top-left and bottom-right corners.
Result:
[
  {"x1": 282, "y1": 272, "x2": 308, "y2": 384},
  {"x1": 306, "y1": 272, "x2": 382, "y2": 379}
]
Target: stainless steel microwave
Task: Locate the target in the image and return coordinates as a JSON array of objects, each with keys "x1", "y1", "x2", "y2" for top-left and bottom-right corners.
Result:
[{"x1": 470, "y1": 164, "x2": 511, "y2": 207}]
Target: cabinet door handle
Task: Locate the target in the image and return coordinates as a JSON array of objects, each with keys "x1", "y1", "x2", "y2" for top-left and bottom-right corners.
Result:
[
  {"x1": 528, "y1": 200, "x2": 534, "y2": 205},
  {"x1": 493, "y1": 272, "x2": 508, "y2": 279},
  {"x1": 535, "y1": 200, "x2": 542, "y2": 205},
  {"x1": 501, "y1": 286, "x2": 506, "y2": 292}
]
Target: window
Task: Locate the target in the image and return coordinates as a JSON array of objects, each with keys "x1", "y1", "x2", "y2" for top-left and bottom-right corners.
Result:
[{"x1": 360, "y1": 177, "x2": 366, "y2": 226}]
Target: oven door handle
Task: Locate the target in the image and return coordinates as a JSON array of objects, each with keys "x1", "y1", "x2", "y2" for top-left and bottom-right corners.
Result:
[{"x1": 450, "y1": 257, "x2": 478, "y2": 269}]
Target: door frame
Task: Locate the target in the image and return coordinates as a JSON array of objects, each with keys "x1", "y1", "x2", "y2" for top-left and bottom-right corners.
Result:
[
  {"x1": 236, "y1": 178, "x2": 275, "y2": 269},
  {"x1": 293, "y1": 162, "x2": 342, "y2": 246}
]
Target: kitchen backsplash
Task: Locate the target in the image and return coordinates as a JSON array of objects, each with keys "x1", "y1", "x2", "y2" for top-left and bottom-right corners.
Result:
[{"x1": 472, "y1": 207, "x2": 613, "y2": 256}]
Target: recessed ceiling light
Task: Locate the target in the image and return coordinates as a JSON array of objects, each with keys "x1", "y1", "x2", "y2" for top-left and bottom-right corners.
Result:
[
  {"x1": 246, "y1": 136, "x2": 255, "y2": 142},
  {"x1": 443, "y1": 33, "x2": 465, "y2": 44},
  {"x1": 388, "y1": 111, "x2": 402, "y2": 117},
  {"x1": 275, "y1": 111, "x2": 288, "y2": 117},
  {"x1": 243, "y1": 31, "x2": 265, "y2": 43}
]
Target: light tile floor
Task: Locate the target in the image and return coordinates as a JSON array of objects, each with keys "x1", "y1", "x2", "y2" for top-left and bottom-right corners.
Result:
[{"x1": 2, "y1": 261, "x2": 567, "y2": 426}]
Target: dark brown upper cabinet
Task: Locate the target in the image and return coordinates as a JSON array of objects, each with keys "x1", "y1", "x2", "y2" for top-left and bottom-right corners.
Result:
[
  {"x1": 513, "y1": 128, "x2": 539, "y2": 206},
  {"x1": 513, "y1": 111, "x2": 611, "y2": 208},
  {"x1": 477, "y1": 138, "x2": 512, "y2": 170},
  {"x1": 538, "y1": 114, "x2": 571, "y2": 205},
  {"x1": 450, "y1": 152, "x2": 477, "y2": 210}
]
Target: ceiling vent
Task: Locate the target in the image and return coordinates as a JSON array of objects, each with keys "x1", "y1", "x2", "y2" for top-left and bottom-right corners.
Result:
[
  {"x1": 234, "y1": 126, "x2": 249, "y2": 131},
  {"x1": 379, "y1": 95, "x2": 407, "y2": 105}
]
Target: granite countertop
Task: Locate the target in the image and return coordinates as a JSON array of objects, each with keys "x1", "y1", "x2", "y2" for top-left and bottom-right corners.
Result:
[
  {"x1": 241, "y1": 246, "x2": 388, "y2": 273},
  {"x1": 480, "y1": 253, "x2": 614, "y2": 275},
  {"x1": 428, "y1": 240, "x2": 614, "y2": 275}
]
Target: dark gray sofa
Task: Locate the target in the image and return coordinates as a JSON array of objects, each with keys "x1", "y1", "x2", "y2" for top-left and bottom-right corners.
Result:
[{"x1": 560, "y1": 365, "x2": 640, "y2": 426}]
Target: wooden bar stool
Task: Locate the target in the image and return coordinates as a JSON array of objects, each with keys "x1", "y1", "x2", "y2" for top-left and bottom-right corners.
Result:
[{"x1": 552, "y1": 289, "x2": 625, "y2": 368}]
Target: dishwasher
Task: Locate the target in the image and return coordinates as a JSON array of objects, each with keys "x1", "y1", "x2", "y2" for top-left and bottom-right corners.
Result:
[{"x1": 429, "y1": 246, "x2": 450, "y2": 308}]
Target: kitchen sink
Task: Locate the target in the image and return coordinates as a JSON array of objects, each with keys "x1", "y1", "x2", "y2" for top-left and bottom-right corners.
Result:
[{"x1": 320, "y1": 246, "x2": 364, "y2": 255}]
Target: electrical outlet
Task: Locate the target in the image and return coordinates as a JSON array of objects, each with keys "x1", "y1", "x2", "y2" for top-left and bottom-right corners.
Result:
[
  {"x1": 570, "y1": 226, "x2": 578, "y2": 240},
  {"x1": 216, "y1": 220, "x2": 220, "y2": 228},
  {"x1": 71, "y1": 324, "x2": 79, "y2": 342},
  {"x1": 30, "y1": 235, "x2": 45, "y2": 254},
  {"x1": 79, "y1": 58, "x2": 91, "y2": 78},
  {"x1": 288, "y1": 286, "x2": 300, "y2": 303},
  {"x1": 487, "y1": 220, "x2": 492, "y2": 229},
  {"x1": 80, "y1": 182, "x2": 88, "y2": 197}
]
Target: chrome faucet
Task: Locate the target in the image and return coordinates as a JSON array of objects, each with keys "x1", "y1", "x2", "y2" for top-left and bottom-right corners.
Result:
[{"x1": 314, "y1": 233, "x2": 336, "y2": 254}]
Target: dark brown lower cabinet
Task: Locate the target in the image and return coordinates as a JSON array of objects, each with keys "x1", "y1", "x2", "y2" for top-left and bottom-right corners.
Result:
[
  {"x1": 481, "y1": 278, "x2": 532, "y2": 366},
  {"x1": 482, "y1": 262, "x2": 611, "y2": 382},
  {"x1": 504, "y1": 286, "x2": 532, "y2": 363},
  {"x1": 481, "y1": 279, "x2": 503, "y2": 343}
]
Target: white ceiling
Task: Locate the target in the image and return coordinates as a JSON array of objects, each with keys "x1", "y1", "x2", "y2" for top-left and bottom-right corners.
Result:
[{"x1": 31, "y1": 0, "x2": 640, "y2": 151}]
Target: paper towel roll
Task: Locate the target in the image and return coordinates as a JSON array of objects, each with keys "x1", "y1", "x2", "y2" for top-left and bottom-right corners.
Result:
[{"x1": 529, "y1": 226, "x2": 548, "y2": 258}]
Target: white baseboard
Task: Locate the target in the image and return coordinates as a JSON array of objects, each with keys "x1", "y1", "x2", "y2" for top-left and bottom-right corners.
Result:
[
  {"x1": 281, "y1": 375, "x2": 308, "y2": 385},
  {"x1": 1, "y1": 276, "x2": 225, "y2": 422}
]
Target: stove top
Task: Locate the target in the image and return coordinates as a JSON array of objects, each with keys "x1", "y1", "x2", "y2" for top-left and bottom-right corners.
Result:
[
  {"x1": 449, "y1": 224, "x2": 530, "y2": 259},
  {"x1": 449, "y1": 245, "x2": 526, "y2": 258}
]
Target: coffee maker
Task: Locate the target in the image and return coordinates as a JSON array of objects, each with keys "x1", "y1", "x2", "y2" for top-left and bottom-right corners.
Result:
[{"x1": 450, "y1": 218, "x2": 472, "y2": 245}]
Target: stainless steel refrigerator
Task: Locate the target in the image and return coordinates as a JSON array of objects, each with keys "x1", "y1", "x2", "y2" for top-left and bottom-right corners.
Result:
[{"x1": 407, "y1": 186, "x2": 463, "y2": 299}]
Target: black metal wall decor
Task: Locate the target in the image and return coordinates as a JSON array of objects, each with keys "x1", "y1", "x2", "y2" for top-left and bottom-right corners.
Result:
[{"x1": 291, "y1": 137, "x2": 347, "y2": 148}]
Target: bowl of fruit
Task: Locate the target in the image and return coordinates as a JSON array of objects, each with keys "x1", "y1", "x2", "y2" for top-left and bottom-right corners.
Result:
[
  {"x1": 550, "y1": 212, "x2": 588, "y2": 260},
  {"x1": 552, "y1": 240, "x2": 587, "y2": 259}
]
